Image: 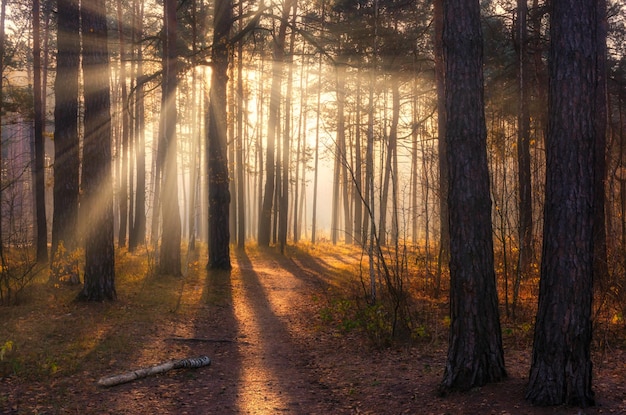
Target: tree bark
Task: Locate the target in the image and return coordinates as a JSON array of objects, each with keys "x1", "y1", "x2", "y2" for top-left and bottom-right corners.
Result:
[
  {"x1": 33, "y1": 0, "x2": 48, "y2": 263},
  {"x1": 353, "y1": 68, "x2": 363, "y2": 246},
  {"x1": 79, "y1": 0, "x2": 116, "y2": 301},
  {"x1": 311, "y1": 39, "x2": 322, "y2": 244},
  {"x1": 98, "y1": 356, "x2": 211, "y2": 387},
  {"x1": 279, "y1": 4, "x2": 297, "y2": 253},
  {"x1": 129, "y1": 0, "x2": 146, "y2": 251},
  {"x1": 207, "y1": 0, "x2": 232, "y2": 270},
  {"x1": 235, "y1": 0, "x2": 245, "y2": 249},
  {"x1": 593, "y1": 0, "x2": 609, "y2": 292},
  {"x1": 158, "y1": 0, "x2": 182, "y2": 276},
  {"x1": 439, "y1": 0, "x2": 506, "y2": 393},
  {"x1": 116, "y1": 0, "x2": 129, "y2": 248},
  {"x1": 525, "y1": 0, "x2": 597, "y2": 406},
  {"x1": 0, "y1": 0, "x2": 6, "y2": 262},
  {"x1": 433, "y1": 0, "x2": 448, "y2": 300},
  {"x1": 51, "y1": 0, "x2": 80, "y2": 276}
]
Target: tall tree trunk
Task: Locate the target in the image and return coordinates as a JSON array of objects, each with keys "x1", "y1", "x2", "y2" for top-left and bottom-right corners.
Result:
[
  {"x1": 525, "y1": 0, "x2": 598, "y2": 406},
  {"x1": 279, "y1": 4, "x2": 297, "y2": 253},
  {"x1": 410, "y1": 78, "x2": 419, "y2": 244},
  {"x1": 228, "y1": 51, "x2": 237, "y2": 245},
  {"x1": 0, "y1": 0, "x2": 6, "y2": 262},
  {"x1": 311, "y1": 46, "x2": 322, "y2": 244},
  {"x1": 354, "y1": 68, "x2": 363, "y2": 246},
  {"x1": 33, "y1": 0, "x2": 48, "y2": 263},
  {"x1": 293, "y1": 52, "x2": 306, "y2": 244},
  {"x1": 159, "y1": 0, "x2": 182, "y2": 276},
  {"x1": 365, "y1": 58, "x2": 376, "y2": 302},
  {"x1": 51, "y1": 0, "x2": 80, "y2": 277},
  {"x1": 273, "y1": 114, "x2": 282, "y2": 245},
  {"x1": 331, "y1": 65, "x2": 342, "y2": 245},
  {"x1": 187, "y1": 0, "x2": 200, "y2": 251},
  {"x1": 258, "y1": 0, "x2": 294, "y2": 246},
  {"x1": 207, "y1": 0, "x2": 232, "y2": 269},
  {"x1": 116, "y1": 0, "x2": 129, "y2": 248},
  {"x1": 514, "y1": 0, "x2": 532, "y2": 319},
  {"x1": 439, "y1": 0, "x2": 506, "y2": 393},
  {"x1": 79, "y1": 0, "x2": 116, "y2": 301},
  {"x1": 334, "y1": 58, "x2": 352, "y2": 245},
  {"x1": 129, "y1": 0, "x2": 146, "y2": 251},
  {"x1": 379, "y1": 78, "x2": 399, "y2": 248},
  {"x1": 256, "y1": 56, "x2": 264, "y2": 242},
  {"x1": 593, "y1": 0, "x2": 608, "y2": 291},
  {"x1": 433, "y1": 0, "x2": 448, "y2": 300},
  {"x1": 41, "y1": 2, "x2": 51, "y2": 165},
  {"x1": 235, "y1": 0, "x2": 245, "y2": 249}
]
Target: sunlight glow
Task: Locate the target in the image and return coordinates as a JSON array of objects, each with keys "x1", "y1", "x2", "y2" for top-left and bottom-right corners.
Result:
[{"x1": 232, "y1": 266, "x2": 291, "y2": 413}]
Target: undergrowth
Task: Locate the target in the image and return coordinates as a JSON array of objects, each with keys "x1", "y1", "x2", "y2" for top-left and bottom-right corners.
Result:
[{"x1": 0, "y1": 245, "x2": 201, "y2": 383}]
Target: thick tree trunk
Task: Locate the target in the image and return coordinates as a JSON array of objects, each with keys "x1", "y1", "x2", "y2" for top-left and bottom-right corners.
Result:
[
  {"x1": 33, "y1": 0, "x2": 48, "y2": 263},
  {"x1": 439, "y1": 0, "x2": 506, "y2": 393},
  {"x1": 79, "y1": 0, "x2": 116, "y2": 301},
  {"x1": 593, "y1": 0, "x2": 608, "y2": 290},
  {"x1": 525, "y1": 0, "x2": 597, "y2": 406},
  {"x1": 0, "y1": 0, "x2": 5, "y2": 262},
  {"x1": 433, "y1": 0, "x2": 448, "y2": 300},
  {"x1": 228, "y1": 55, "x2": 237, "y2": 245},
  {"x1": 207, "y1": 0, "x2": 232, "y2": 270},
  {"x1": 51, "y1": 0, "x2": 80, "y2": 275},
  {"x1": 158, "y1": 0, "x2": 182, "y2": 276}
]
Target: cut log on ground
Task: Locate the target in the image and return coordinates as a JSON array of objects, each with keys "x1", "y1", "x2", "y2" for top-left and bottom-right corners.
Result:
[{"x1": 97, "y1": 355, "x2": 211, "y2": 387}]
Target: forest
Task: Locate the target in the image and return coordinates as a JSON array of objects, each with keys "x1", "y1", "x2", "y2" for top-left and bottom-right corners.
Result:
[{"x1": 1, "y1": 0, "x2": 626, "y2": 412}]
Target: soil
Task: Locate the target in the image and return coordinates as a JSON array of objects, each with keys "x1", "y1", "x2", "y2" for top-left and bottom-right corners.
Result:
[{"x1": 3, "y1": 246, "x2": 626, "y2": 414}]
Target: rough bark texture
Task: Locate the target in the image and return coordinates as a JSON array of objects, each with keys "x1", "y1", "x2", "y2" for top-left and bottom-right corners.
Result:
[
  {"x1": 33, "y1": 0, "x2": 48, "y2": 263},
  {"x1": 525, "y1": 0, "x2": 597, "y2": 406},
  {"x1": 116, "y1": 0, "x2": 129, "y2": 248},
  {"x1": 433, "y1": 0, "x2": 448, "y2": 299},
  {"x1": 79, "y1": 0, "x2": 116, "y2": 301},
  {"x1": 51, "y1": 0, "x2": 80, "y2": 269},
  {"x1": 593, "y1": 0, "x2": 608, "y2": 290},
  {"x1": 207, "y1": 0, "x2": 232, "y2": 270},
  {"x1": 0, "y1": 0, "x2": 5, "y2": 261},
  {"x1": 158, "y1": 0, "x2": 182, "y2": 276},
  {"x1": 439, "y1": 0, "x2": 506, "y2": 393}
]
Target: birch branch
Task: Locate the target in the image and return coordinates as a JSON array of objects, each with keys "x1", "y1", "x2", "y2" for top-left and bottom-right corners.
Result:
[{"x1": 97, "y1": 355, "x2": 211, "y2": 387}]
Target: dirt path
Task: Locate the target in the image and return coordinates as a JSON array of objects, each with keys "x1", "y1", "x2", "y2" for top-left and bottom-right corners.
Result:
[{"x1": 4, "y1": 246, "x2": 626, "y2": 414}]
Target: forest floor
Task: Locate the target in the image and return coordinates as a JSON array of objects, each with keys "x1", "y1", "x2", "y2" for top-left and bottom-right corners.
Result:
[{"x1": 1, "y1": 243, "x2": 626, "y2": 414}]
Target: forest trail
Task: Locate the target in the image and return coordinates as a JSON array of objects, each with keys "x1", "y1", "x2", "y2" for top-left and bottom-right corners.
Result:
[{"x1": 3, "y1": 246, "x2": 626, "y2": 414}]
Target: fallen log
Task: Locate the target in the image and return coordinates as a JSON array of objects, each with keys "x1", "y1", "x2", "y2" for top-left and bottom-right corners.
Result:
[{"x1": 97, "y1": 355, "x2": 211, "y2": 387}]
